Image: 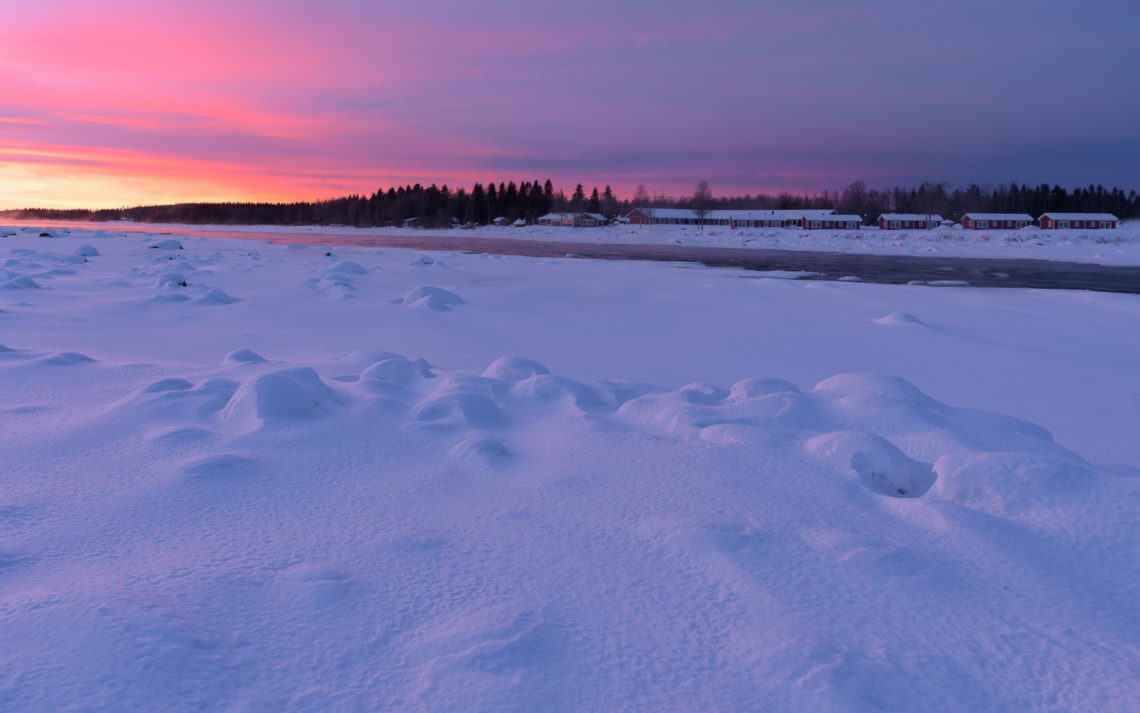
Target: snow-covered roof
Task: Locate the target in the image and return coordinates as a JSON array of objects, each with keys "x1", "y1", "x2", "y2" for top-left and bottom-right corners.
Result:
[
  {"x1": 879, "y1": 214, "x2": 944, "y2": 222},
  {"x1": 631, "y1": 208, "x2": 696, "y2": 219},
  {"x1": 579, "y1": 213, "x2": 607, "y2": 221},
  {"x1": 809, "y1": 214, "x2": 862, "y2": 222},
  {"x1": 537, "y1": 213, "x2": 570, "y2": 220},
  {"x1": 630, "y1": 208, "x2": 837, "y2": 220},
  {"x1": 1039, "y1": 213, "x2": 1119, "y2": 221},
  {"x1": 962, "y1": 213, "x2": 1034, "y2": 221},
  {"x1": 724, "y1": 209, "x2": 837, "y2": 220}
]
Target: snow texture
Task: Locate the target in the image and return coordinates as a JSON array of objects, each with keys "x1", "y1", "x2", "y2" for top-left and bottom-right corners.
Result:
[{"x1": 0, "y1": 223, "x2": 1138, "y2": 712}]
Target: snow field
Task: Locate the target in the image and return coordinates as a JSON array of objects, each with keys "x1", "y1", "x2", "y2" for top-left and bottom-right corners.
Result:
[{"x1": 1, "y1": 226, "x2": 1139, "y2": 711}]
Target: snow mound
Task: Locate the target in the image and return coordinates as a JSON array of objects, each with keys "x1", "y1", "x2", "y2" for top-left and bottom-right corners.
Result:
[
  {"x1": 154, "y1": 272, "x2": 189, "y2": 289},
  {"x1": 410, "y1": 254, "x2": 434, "y2": 266},
  {"x1": 147, "y1": 239, "x2": 183, "y2": 250},
  {"x1": 812, "y1": 372, "x2": 935, "y2": 407},
  {"x1": 33, "y1": 351, "x2": 96, "y2": 366},
  {"x1": 413, "y1": 391, "x2": 504, "y2": 429},
  {"x1": 394, "y1": 286, "x2": 465, "y2": 311},
  {"x1": 873, "y1": 311, "x2": 926, "y2": 327},
  {"x1": 194, "y1": 288, "x2": 239, "y2": 305},
  {"x1": 142, "y1": 378, "x2": 194, "y2": 393},
  {"x1": 507, "y1": 374, "x2": 606, "y2": 410},
  {"x1": 326, "y1": 260, "x2": 368, "y2": 275},
  {"x1": 221, "y1": 368, "x2": 345, "y2": 430},
  {"x1": 449, "y1": 436, "x2": 513, "y2": 466},
  {"x1": 361, "y1": 356, "x2": 434, "y2": 384},
  {"x1": 223, "y1": 348, "x2": 267, "y2": 365},
  {"x1": 804, "y1": 430, "x2": 937, "y2": 498},
  {"x1": 482, "y1": 356, "x2": 551, "y2": 381},
  {"x1": 315, "y1": 274, "x2": 355, "y2": 295},
  {"x1": 728, "y1": 377, "x2": 800, "y2": 401},
  {"x1": 74, "y1": 245, "x2": 100, "y2": 257},
  {"x1": 2, "y1": 275, "x2": 41, "y2": 290},
  {"x1": 931, "y1": 451, "x2": 1097, "y2": 518}
]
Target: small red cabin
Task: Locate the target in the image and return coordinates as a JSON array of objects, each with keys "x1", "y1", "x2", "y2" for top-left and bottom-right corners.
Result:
[
  {"x1": 960, "y1": 213, "x2": 1034, "y2": 230},
  {"x1": 878, "y1": 214, "x2": 942, "y2": 230},
  {"x1": 802, "y1": 215, "x2": 861, "y2": 230},
  {"x1": 627, "y1": 208, "x2": 652, "y2": 225},
  {"x1": 1038, "y1": 213, "x2": 1118, "y2": 230}
]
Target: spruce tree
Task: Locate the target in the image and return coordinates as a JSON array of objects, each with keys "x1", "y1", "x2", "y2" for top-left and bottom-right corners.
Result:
[{"x1": 572, "y1": 184, "x2": 586, "y2": 212}]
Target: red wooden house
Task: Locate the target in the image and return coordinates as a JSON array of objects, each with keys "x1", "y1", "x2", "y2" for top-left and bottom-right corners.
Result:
[
  {"x1": 1038, "y1": 213, "x2": 1118, "y2": 229},
  {"x1": 802, "y1": 215, "x2": 862, "y2": 230},
  {"x1": 960, "y1": 213, "x2": 1033, "y2": 230},
  {"x1": 878, "y1": 214, "x2": 942, "y2": 230}
]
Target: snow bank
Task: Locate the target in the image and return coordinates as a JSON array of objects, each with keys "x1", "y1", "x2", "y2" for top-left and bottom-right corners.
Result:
[{"x1": 17, "y1": 218, "x2": 1140, "y2": 264}]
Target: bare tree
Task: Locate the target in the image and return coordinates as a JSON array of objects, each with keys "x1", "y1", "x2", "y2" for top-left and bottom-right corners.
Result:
[
  {"x1": 692, "y1": 180, "x2": 713, "y2": 230},
  {"x1": 633, "y1": 184, "x2": 650, "y2": 207},
  {"x1": 839, "y1": 181, "x2": 867, "y2": 223}
]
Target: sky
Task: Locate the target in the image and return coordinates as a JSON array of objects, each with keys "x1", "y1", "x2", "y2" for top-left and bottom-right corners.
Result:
[{"x1": 1, "y1": 0, "x2": 1138, "y2": 209}]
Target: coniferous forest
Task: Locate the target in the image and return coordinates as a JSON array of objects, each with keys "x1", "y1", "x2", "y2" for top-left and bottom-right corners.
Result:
[{"x1": 2, "y1": 180, "x2": 1136, "y2": 227}]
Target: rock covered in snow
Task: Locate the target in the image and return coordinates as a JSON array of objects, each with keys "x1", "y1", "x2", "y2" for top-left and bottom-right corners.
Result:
[
  {"x1": 804, "y1": 430, "x2": 936, "y2": 498},
  {"x1": 221, "y1": 367, "x2": 345, "y2": 429},
  {"x1": 392, "y1": 286, "x2": 465, "y2": 311},
  {"x1": 194, "y1": 288, "x2": 239, "y2": 305},
  {"x1": 147, "y1": 239, "x2": 184, "y2": 250}
]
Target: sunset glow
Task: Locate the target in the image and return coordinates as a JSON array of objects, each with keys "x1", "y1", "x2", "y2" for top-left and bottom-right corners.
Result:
[{"x1": 2, "y1": 0, "x2": 1138, "y2": 209}]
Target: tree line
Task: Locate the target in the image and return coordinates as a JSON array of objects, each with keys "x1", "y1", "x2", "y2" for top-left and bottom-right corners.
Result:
[
  {"x1": 2, "y1": 179, "x2": 1136, "y2": 227},
  {"x1": 831, "y1": 181, "x2": 1138, "y2": 223}
]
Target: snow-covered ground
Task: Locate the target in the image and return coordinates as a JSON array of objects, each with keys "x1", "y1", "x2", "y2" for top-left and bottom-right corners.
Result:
[
  {"x1": 7, "y1": 218, "x2": 1140, "y2": 265},
  {"x1": 2, "y1": 226, "x2": 1139, "y2": 711}
]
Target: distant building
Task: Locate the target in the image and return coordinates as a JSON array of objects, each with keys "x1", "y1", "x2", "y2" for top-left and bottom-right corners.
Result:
[
  {"x1": 1038, "y1": 213, "x2": 1118, "y2": 230},
  {"x1": 491, "y1": 216, "x2": 510, "y2": 226},
  {"x1": 802, "y1": 214, "x2": 862, "y2": 230},
  {"x1": 573, "y1": 213, "x2": 608, "y2": 227},
  {"x1": 626, "y1": 208, "x2": 836, "y2": 228},
  {"x1": 960, "y1": 213, "x2": 1034, "y2": 230},
  {"x1": 878, "y1": 214, "x2": 943, "y2": 230},
  {"x1": 536, "y1": 212, "x2": 608, "y2": 227}
]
